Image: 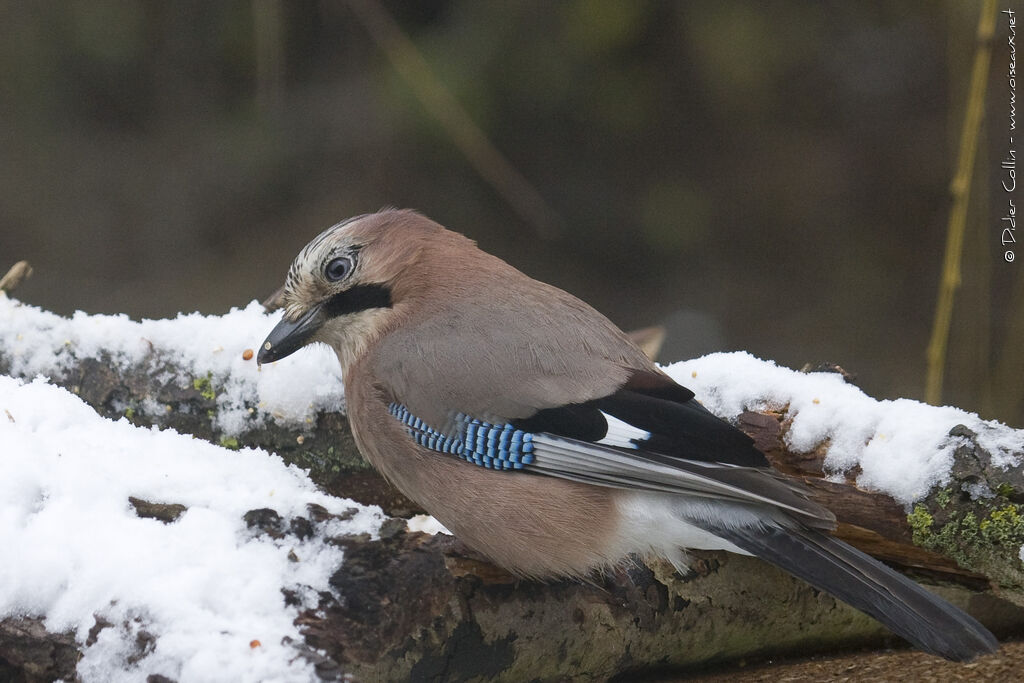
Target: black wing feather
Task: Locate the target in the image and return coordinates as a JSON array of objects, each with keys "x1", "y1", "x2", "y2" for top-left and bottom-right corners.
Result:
[
  {"x1": 597, "y1": 389, "x2": 768, "y2": 467},
  {"x1": 511, "y1": 403, "x2": 608, "y2": 441},
  {"x1": 511, "y1": 370, "x2": 768, "y2": 468}
]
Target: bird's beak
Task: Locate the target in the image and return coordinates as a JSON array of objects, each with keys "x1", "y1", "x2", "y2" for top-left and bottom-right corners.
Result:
[{"x1": 258, "y1": 303, "x2": 325, "y2": 364}]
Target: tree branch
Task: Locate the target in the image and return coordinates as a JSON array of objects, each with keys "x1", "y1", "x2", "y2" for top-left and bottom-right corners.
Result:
[{"x1": 2, "y1": 293, "x2": 1023, "y2": 679}]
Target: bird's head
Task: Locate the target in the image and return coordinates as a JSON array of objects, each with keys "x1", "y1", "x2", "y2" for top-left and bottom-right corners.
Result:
[{"x1": 257, "y1": 208, "x2": 452, "y2": 368}]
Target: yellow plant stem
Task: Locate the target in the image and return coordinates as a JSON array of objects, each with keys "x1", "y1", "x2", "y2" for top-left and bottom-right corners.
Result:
[{"x1": 926, "y1": 0, "x2": 998, "y2": 404}]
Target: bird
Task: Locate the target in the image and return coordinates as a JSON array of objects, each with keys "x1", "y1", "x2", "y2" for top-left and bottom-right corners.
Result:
[{"x1": 258, "y1": 208, "x2": 998, "y2": 662}]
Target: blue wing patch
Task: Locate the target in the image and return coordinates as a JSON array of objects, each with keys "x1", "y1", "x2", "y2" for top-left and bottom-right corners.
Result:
[{"x1": 388, "y1": 403, "x2": 535, "y2": 470}]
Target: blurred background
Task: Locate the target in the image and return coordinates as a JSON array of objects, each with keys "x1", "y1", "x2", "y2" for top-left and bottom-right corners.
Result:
[{"x1": 1, "y1": 1, "x2": 1021, "y2": 426}]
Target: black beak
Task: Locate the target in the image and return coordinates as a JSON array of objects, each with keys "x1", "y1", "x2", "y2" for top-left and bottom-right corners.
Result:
[{"x1": 258, "y1": 304, "x2": 325, "y2": 364}]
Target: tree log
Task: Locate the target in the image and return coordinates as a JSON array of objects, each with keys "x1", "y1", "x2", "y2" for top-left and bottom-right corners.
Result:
[{"x1": 2, "y1": 293, "x2": 1024, "y2": 680}]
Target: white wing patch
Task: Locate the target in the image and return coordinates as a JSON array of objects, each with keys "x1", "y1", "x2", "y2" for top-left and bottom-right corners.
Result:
[{"x1": 598, "y1": 411, "x2": 650, "y2": 449}]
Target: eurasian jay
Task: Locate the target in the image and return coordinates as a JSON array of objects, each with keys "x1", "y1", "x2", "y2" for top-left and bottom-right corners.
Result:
[{"x1": 258, "y1": 209, "x2": 998, "y2": 661}]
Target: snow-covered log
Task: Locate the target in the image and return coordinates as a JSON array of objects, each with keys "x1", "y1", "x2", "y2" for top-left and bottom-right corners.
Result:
[
  {"x1": 0, "y1": 295, "x2": 419, "y2": 517},
  {"x1": 2, "y1": 292, "x2": 1023, "y2": 681}
]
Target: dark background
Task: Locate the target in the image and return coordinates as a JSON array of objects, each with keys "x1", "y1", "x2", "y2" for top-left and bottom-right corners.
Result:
[{"x1": 1, "y1": 1, "x2": 1021, "y2": 426}]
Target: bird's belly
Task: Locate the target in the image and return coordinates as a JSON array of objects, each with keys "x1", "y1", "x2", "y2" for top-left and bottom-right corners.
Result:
[
  {"x1": 430, "y1": 459, "x2": 624, "y2": 578},
  {"x1": 371, "y1": 446, "x2": 622, "y2": 578}
]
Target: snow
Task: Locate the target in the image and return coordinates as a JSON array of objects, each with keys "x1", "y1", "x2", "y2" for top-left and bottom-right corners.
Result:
[
  {"x1": 666, "y1": 352, "x2": 1023, "y2": 505},
  {"x1": 0, "y1": 295, "x2": 345, "y2": 436},
  {"x1": 406, "y1": 514, "x2": 451, "y2": 536},
  {"x1": 2, "y1": 296, "x2": 1023, "y2": 678},
  {"x1": 0, "y1": 374, "x2": 386, "y2": 683}
]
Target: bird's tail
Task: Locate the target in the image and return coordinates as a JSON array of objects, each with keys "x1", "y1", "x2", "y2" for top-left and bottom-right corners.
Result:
[{"x1": 694, "y1": 520, "x2": 998, "y2": 661}]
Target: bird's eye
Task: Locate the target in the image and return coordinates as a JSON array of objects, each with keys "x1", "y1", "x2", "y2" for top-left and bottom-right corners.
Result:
[{"x1": 324, "y1": 256, "x2": 353, "y2": 282}]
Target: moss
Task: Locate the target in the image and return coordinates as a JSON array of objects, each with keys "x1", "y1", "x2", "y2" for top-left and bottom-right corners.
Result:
[
  {"x1": 192, "y1": 374, "x2": 216, "y2": 401},
  {"x1": 219, "y1": 436, "x2": 240, "y2": 450},
  {"x1": 907, "y1": 505, "x2": 933, "y2": 544}
]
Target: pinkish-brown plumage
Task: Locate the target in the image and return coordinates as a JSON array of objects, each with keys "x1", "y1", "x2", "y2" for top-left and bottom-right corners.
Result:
[
  {"x1": 258, "y1": 209, "x2": 999, "y2": 661},
  {"x1": 344, "y1": 357, "x2": 620, "y2": 578}
]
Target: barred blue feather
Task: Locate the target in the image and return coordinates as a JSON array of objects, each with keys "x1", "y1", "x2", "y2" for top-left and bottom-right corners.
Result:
[{"x1": 388, "y1": 403, "x2": 535, "y2": 470}]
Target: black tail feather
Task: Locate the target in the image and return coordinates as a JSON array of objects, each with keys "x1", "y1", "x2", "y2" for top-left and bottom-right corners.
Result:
[{"x1": 704, "y1": 523, "x2": 998, "y2": 661}]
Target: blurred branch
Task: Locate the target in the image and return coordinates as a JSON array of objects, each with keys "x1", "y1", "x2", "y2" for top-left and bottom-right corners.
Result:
[
  {"x1": 626, "y1": 325, "x2": 666, "y2": 361},
  {"x1": 0, "y1": 261, "x2": 32, "y2": 294},
  {"x1": 346, "y1": 0, "x2": 563, "y2": 239},
  {"x1": 925, "y1": 0, "x2": 998, "y2": 404}
]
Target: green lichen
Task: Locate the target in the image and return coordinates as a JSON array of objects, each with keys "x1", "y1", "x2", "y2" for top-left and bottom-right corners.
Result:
[
  {"x1": 907, "y1": 505, "x2": 934, "y2": 545},
  {"x1": 909, "y1": 506, "x2": 981, "y2": 569},
  {"x1": 979, "y1": 504, "x2": 1024, "y2": 546},
  {"x1": 909, "y1": 492, "x2": 1024, "y2": 596},
  {"x1": 933, "y1": 487, "x2": 952, "y2": 509},
  {"x1": 193, "y1": 374, "x2": 216, "y2": 401},
  {"x1": 124, "y1": 407, "x2": 136, "y2": 419},
  {"x1": 219, "y1": 436, "x2": 240, "y2": 450}
]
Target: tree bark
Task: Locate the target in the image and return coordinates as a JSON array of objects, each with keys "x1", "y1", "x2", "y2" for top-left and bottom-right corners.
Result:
[{"x1": 2, "y1": 294, "x2": 1024, "y2": 681}]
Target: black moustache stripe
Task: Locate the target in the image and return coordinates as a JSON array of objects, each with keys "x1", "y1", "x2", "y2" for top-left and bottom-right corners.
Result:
[{"x1": 323, "y1": 283, "x2": 393, "y2": 317}]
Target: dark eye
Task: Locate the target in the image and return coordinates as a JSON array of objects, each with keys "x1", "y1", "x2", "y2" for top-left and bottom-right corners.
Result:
[{"x1": 324, "y1": 256, "x2": 353, "y2": 282}]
